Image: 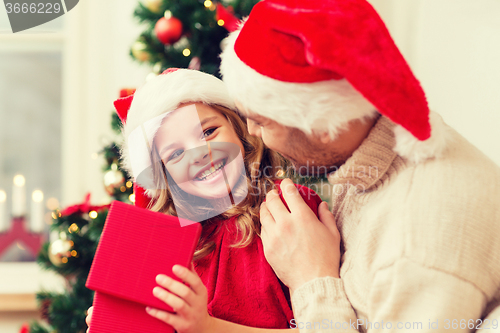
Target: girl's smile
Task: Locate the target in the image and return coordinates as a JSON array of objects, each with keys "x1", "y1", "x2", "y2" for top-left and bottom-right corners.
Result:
[{"x1": 193, "y1": 157, "x2": 227, "y2": 182}]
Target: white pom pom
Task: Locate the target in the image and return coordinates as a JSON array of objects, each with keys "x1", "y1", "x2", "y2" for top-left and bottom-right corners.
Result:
[{"x1": 393, "y1": 111, "x2": 452, "y2": 164}]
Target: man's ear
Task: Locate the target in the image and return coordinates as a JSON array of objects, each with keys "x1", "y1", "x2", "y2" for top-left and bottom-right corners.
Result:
[{"x1": 319, "y1": 131, "x2": 331, "y2": 144}]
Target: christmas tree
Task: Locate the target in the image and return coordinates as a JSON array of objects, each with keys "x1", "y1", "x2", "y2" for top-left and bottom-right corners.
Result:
[
  {"x1": 130, "y1": 0, "x2": 259, "y2": 77},
  {"x1": 27, "y1": 89, "x2": 135, "y2": 333}
]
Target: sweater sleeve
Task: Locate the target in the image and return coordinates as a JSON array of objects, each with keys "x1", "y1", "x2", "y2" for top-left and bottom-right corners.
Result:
[
  {"x1": 291, "y1": 277, "x2": 358, "y2": 333},
  {"x1": 291, "y1": 258, "x2": 487, "y2": 332}
]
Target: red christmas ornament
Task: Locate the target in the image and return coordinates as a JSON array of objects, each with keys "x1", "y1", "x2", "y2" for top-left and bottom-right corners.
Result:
[
  {"x1": 155, "y1": 17, "x2": 183, "y2": 45},
  {"x1": 19, "y1": 323, "x2": 29, "y2": 333}
]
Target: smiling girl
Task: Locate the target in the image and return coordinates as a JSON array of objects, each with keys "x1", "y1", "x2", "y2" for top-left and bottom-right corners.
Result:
[
  {"x1": 149, "y1": 102, "x2": 251, "y2": 224},
  {"x1": 86, "y1": 68, "x2": 324, "y2": 333}
]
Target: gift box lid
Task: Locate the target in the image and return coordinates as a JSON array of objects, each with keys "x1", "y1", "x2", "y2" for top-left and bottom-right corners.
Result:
[{"x1": 86, "y1": 200, "x2": 202, "y2": 312}]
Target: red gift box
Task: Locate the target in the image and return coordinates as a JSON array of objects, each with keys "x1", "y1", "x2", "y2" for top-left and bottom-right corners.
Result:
[{"x1": 86, "y1": 201, "x2": 202, "y2": 333}]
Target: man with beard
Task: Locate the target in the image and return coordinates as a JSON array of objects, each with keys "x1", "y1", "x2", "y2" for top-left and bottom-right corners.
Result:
[{"x1": 220, "y1": 0, "x2": 500, "y2": 332}]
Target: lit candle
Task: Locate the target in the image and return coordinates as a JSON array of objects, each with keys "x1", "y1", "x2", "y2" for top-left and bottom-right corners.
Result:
[
  {"x1": 12, "y1": 175, "x2": 26, "y2": 217},
  {"x1": 0, "y1": 190, "x2": 6, "y2": 232},
  {"x1": 31, "y1": 190, "x2": 45, "y2": 233}
]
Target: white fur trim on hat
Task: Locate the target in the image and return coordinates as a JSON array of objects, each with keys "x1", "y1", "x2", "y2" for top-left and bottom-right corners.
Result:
[
  {"x1": 220, "y1": 29, "x2": 378, "y2": 139},
  {"x1": 221, "y1": 29, "x2": 451, "y2": 163},
  {"x1": 121, "y1": 69, "x2": 236, "y2": 198}
]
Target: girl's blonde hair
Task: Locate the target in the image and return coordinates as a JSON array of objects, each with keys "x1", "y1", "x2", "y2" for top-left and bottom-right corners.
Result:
[{"x1": 149, "y1": 104, "x2": 283, "y2": 260}]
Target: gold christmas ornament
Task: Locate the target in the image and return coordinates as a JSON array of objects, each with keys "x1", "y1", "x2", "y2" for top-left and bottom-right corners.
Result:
[
  {"x1": 103, "y1": 169, "x2": 125, "y2": 195},
  {"x1": 131, "y1": 41, "x2": 151, "y2": 62},
  {"x1": 48, "y1": 239, "x2": 74, "y2": 267},
  {"x1": 144, "y1": 0, "x2": 162, "y2": 14}
]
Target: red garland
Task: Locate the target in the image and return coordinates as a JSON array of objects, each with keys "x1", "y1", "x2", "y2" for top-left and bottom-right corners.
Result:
[{"x1": 60, "y1": 193, "x2": 110, "y2": 217}]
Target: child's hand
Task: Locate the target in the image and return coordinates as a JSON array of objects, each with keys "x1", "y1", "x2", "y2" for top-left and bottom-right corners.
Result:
[
  {"x1": 85, "y1": 306, "x2": 93, "y2": 333},
  {"x1": 146, "y1": 263, "x2": 214, "y2": 333}
]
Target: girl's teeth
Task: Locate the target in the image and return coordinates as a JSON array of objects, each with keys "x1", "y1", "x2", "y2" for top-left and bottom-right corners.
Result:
[{"x1": 198, "y1": 161, "x2": 225, "y2": 180}]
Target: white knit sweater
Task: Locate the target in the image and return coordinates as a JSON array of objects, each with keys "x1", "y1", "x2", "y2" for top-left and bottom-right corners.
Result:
[{"x1": 290, "y1": 116, "x2": 500, "y2": 333}]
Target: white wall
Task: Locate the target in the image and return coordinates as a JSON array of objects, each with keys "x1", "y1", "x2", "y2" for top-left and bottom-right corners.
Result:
[
  {"x1": 414, "y1": 0, "x2": 500, "y2": 166},
  {"x1": 62, "y1": 0, "x2": 150, "y2": 206},
  {"x1": 369, "y1": 0, "x2": 500, "y2": 166}
]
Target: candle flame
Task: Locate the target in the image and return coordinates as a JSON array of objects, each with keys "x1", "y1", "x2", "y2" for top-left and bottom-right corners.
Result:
[
  {"x1": 13, "y1": 175, "x2": 25, "y2": 186},
  {"x1": 32, "y1": 190, "x2": 44, "y2": 202}
]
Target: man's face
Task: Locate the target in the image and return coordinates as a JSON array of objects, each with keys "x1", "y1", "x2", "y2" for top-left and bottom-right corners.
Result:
[{"x1": 235, "y1": 101, "x2": 347, "y2": 177}]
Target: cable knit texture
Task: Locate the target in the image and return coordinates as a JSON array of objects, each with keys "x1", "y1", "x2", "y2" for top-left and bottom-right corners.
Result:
[{"x1": 291, "y1": 115, "x2": 500, "y2": 332}]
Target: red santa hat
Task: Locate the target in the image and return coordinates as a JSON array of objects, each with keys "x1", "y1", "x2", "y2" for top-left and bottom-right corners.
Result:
[
  {"x1": 115, "y1": 68, "x2": 236, "y2": 206},
  {"x1": 220, "y1": 0, "x2": 449, "y2": 162}
]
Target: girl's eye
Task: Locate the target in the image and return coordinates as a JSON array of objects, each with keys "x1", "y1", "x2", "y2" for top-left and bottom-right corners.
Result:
[
  {"x1": 168, "y1": 149, "x2": 184, "y2": 161},
  {"x1": 203, "y1": 127, "x2": 217, "y2": 138}
]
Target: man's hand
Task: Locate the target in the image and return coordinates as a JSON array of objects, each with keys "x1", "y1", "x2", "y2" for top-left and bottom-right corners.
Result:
[{"x1": 260, "y1": 178, "x2": 341, "y2": 293}]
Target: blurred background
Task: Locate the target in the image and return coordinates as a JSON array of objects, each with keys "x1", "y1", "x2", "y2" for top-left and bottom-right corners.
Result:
[{"x1": 0, "y1": 0, "x2": 499, "y2": 332}]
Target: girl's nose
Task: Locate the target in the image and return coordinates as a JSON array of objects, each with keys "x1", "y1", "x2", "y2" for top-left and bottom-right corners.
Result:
[{"x1": 187, "y1": 145, "x2": 210, "y2": 164}]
